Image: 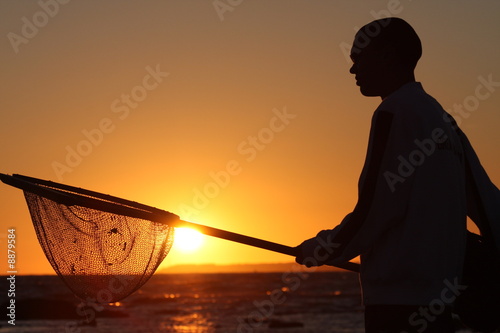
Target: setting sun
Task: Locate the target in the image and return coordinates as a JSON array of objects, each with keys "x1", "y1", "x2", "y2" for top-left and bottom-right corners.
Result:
[{"x1": 173, "y1": 227, "x2": 204, "y2": 252}]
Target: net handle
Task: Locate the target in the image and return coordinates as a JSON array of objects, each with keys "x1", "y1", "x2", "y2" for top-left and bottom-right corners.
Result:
[
  {"x1": 0, "y1": 173, "x2": 360, "y2": 273},
  {"x1": 175, "y1": 219, "x2": 360, "y2": 272}
]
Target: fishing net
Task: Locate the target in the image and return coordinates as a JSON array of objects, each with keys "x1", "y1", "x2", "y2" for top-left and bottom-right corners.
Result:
[{"x1": 19, "y1": 179, "x2": 175, "y2": 303}]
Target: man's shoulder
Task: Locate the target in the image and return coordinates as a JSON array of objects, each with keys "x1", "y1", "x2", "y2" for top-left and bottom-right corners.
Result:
[{"x1": 377, "y1": 82, "x2": 443, "y2": 118}]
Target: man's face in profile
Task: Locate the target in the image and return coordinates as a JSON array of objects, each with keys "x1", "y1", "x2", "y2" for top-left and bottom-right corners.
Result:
[{"x1": 349, "y1": 37, "x2": 388, "y2": 98}]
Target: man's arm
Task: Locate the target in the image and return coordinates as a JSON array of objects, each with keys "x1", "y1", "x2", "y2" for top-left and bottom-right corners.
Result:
[{"x1": 296, "y1": 109, "x2": 413, "y2": 266}]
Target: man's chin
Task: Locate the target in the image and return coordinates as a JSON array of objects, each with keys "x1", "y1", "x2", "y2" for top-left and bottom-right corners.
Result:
[{"x1": 359, "y1": 86, "x2": 381, "y2": 97}]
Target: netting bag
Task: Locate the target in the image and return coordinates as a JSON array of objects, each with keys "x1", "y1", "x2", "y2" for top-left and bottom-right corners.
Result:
[{"x1": 24, "y1": 191, "x2": 174, "y2": 303}]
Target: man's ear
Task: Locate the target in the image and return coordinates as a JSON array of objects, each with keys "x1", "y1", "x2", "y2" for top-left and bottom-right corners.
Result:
[{"x1": 380, "y1": 45, "x2": 398, "y2": 62}]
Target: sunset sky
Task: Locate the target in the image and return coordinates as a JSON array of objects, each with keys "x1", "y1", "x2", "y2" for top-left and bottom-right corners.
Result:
[{"x1": 1, "y1": 1, "x2": 499, "y2": 275}]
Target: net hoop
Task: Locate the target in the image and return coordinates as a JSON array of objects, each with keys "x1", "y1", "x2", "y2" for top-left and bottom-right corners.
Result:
[{"x1": 0, "y1": 174, "x2": 180, "y2": 225}]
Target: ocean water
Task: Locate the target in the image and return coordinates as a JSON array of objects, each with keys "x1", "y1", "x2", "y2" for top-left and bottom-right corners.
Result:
[
  {"x1": 0, "y1": 272, "x2": 365, "y2": 333},
  {"x1": 1, "y1": 272, "x2": 485, "y2": 333}
]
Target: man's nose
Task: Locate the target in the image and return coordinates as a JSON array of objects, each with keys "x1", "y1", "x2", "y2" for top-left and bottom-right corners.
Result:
[{"x1": 349, "y1": 63, "x2": 356, "y2": 74}]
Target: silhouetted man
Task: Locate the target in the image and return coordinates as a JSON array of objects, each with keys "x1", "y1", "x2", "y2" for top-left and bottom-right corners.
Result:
[{"x1": 296, "y1": 17, "x2": 500, "y2": 333}]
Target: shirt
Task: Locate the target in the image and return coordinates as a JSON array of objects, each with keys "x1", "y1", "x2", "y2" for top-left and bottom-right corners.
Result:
[{"x1": 323, "y1": 82, "x2": 469, "y2": 305}]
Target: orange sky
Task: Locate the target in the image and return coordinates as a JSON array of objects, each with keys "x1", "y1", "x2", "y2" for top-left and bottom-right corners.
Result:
[{"x1": 1, "y1": 1, "x2": 499, "y2": 275}]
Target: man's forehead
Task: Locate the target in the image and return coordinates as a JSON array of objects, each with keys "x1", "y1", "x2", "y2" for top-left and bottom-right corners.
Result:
[
  {"x1": 352, "y1": 32, "x2": 372, "y2": 52},
  {"x1": 350, "y1": 31, "x2": 383, "y2": 59},
  {"x1": 350, "y1": 41, "x2": 370, "y2": 58}
]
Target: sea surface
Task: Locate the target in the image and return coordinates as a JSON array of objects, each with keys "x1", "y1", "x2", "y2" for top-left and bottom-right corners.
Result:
[
  {"x1": 1, "y1": 271, "x2": 365, "y2": 333},
  {"x1": 0, "y1": 272, "x2": 481, "y2": 333}
]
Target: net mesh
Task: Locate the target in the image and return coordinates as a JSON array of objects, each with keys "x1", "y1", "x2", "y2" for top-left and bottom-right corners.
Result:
[{"x1": 23, "y1": 191, "x2": 174, "y2": 303}]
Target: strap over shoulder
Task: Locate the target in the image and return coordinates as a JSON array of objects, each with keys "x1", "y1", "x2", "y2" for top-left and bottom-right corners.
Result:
[{"x1": 457, "y1": 125, "x2": 500, "y2": 254}]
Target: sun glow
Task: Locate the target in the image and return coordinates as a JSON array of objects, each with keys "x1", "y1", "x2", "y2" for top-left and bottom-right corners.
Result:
[{"x1": 173, "y1": 227, "x2": 204, "y2": 252}]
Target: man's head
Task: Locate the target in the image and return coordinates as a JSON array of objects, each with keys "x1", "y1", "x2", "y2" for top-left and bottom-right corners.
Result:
[{"x1": 349, "y1": 17, "x2": 422, "y2": 98}]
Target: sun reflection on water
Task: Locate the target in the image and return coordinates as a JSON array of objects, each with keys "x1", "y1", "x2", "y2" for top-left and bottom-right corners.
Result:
[
  {"x1": 109, "y1": 301, "x2": 123, "y2": 307},
  {"x1": 159, "y1": 312, "x2": 216, "y2": 333}
]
